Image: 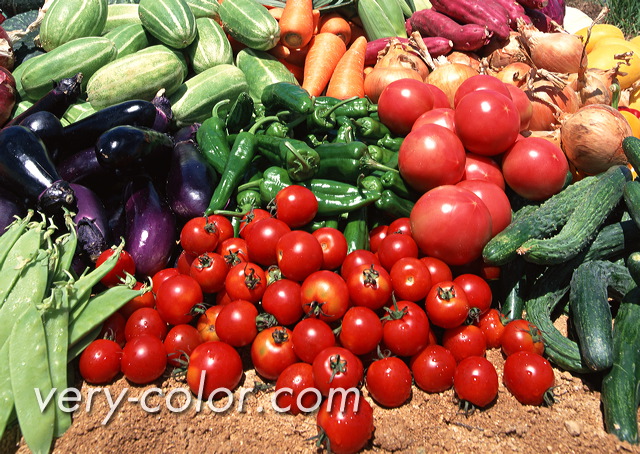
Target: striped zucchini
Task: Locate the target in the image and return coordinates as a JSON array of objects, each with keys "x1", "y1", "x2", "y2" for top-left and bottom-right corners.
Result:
[
  {"x1": 169, "y1": 64, "x2": 249, "y2": 126},
  {"x1": 235, "y1": 48, "x2": 298, "y2": 104},
  {"x1": 21, "y1": 36, "x2": 117, "y2": 101},
  {"x1": 102, "y1": 4, "x2": 141, "y2": 35},
  {"x1": 62, "y1": 101, "x2": 97, "y2": 124},
  {"x1": 218, "y1": 0, "x2": 280, "y2": 51},
  {"x1": 185, "y1": 17, "x2": 233, "y2": 74},
  {"x1": 186, "y1": 0, "x2": 220, "y2": 18},
  {"x1": 103, "y1": 23, "x2": 150, "y2": 58},
  {"x1": 39, "y1": 0, "x2": 109, "y2": 51},
  {"x1": 138, "y1": 0, "x2": 197, "y2": 49},
  {"x1": 86, "y1": 44, "x2": 187, "y2": 109}
]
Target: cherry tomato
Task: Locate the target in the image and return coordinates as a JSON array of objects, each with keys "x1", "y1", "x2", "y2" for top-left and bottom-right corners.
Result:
[
  {"x1": 224, "y1": 261, "x2": 267, "y2": 304},
  {"x1": 398, "y1": 124, "x2": 466, "y2": 194},
  {"x1": 420, "y1": 256, "x2": 453, "y2": 284},
  {"x1": 180, "y1": 216, "x2": 220, "y2": 256},
  {"x1": 119, "y1": 281, "x2": 155, "y2": 319},
  {"x1": 251, "y1": 326, "x2": 298, "y2": 381},
  {"x1": 456, "y1": 179, "x2": 512, "y2": 237},
  {"x1": 95, "y1": 248, "x2": 136, "y2": 287},
  {"x1": 261, "y1": 278, "x2": 304, "y2": 326},
  {"x1": 452, "y1": 273, "x2": 493, "y2": 319},
  {"x1": 215, "y1": 299, "x2": 259, "y2": 347},
  {"x1": 377, "y1": 78, "x2": 435, "y2": 136},
  {"x1": 316, "y1": 392, "x2": 374, "y2": 454},
  {"x1": 276, "y1": 230, "x2": 323, "y2": 281},
  {"x1": 312, "y1": 346, "x2": 364, "y2": 396},
  {"x1": 377, "y1": 232, "x2": 419, "y2": 272},
  {"x1": 340, "y1": 250, "x2": 381, "y2": 279},
  {"x1": 474, "y1": 308, "x2": 506, "y2": 350},
  {"x1": 164, "y1": 324, "x2": 203, "y2": 367},
  {"x1": 155, "y1": 274, "x2": 203, "y2": 326},
  {"x1": 368, "y1": 225, "x2": 388, "y2": 254},
  {"x1": 345, "y1": 263, "x2": 393, "y2": 311},
  {"x1": 410, "y1": 185, "x2": 493, "y2": 266},
  {"x1": 206, "y1": 214, "x2": 234, "y2": 243},
  {"x1": 124, "y1": 307, "x2": 168, "y2": 342},
  {"x1": 216, "y1": 236, "x2": 250, "y2": 267},
  {"x1": 176, "y1": 250, "x2": 196, "y2": 275},
  {"x1": 501, "y1": 319, "x2": 545, "y2": 356},
  {"x1": 454, "y1": 89, "x2": 520, "y2": 156},
  {"x1": 189, "y1": 252, "x2": 228, "y2": 294},
  {"x1": 244, "y1": 217, "x2": 291, "y2": 266},
  {"x1": 382, "y1": 300, "x2": 430, "y2": 357},
  {"x1": 196, "y1": 305, "x2": 223, "y2": 342},
  {"x1": 390, "y1": 257, "x2": 432, "y2": 302},
  {"x1": 121, "y1": 334, "x2": 168, "y2": 384},
  {"x1": 425, "y1": 281, "x2": 470, "y2": 329},
  {"x1": 441, "y1": 324, "x2": 487, "y2": 362},
  {"x1": 79, "y1": 339, "x2": 122, "y2": 384},
  {"x1": 238, "y1": 208, "x2": 271, "y2": 239},
  {"x1": 313, "y1": 227, "x2": 348, "y2": 270},
  {"x1": 301, "y1": 270, "x2": 350, "y2": 323},
  {"x1": 151, "y1": 268, "x2": 180, "y2": 295},
  {"x1": 387, "y1": 217, "x2": 412, "y2": 236},
  {"x1": 274, "y1": 185, "x2": 319, "y2": 228},
  {"x1": 99, "y1": 312, "x2": 126, "y2": 347},
  {"x1": 274, "y1": 362, "x2": 318, "y2": 415},
  {"x1": 339, "y1": 306, "x2": 383, "y2": 356},
  {"x1": 410, "y1": 344, "x2": 457, "y2": 393},
  {"x1": 503, "y1": 351, "x2": 556, "y2": 406},
  {"x1": 365, "y1": 356, "x2": 412, "y2": 408},
  {"x1": 462, "y1": 152, "x2": 505, "y2": 190},
  {"x1": 186, "y1": 341, "x2": 243, "y2": 399},
  {"x1": 453, "y1": 355, "x2": 499, "y2": 409},
  {"x1": 291, "y1": 317, "x2": 336, "y2": 364}
]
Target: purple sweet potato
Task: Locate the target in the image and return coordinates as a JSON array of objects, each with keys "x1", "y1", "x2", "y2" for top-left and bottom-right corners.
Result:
[
  {"x1": 492, "y1": 0, "x2": 532, "y2": 28},
  {"x1": 517, "y1": 0, "x2": 548, "y2": 9},
  {"x1": 407, "y1": 9, "x2": 492, "y2": 51},
  {"x1": 431, "y1": 0, "x2": 512, "y2": 41}
]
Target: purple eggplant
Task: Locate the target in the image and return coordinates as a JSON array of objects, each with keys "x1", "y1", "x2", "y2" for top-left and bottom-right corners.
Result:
[
  {"x1": 173, "y1": 123, "x2": 200, "y2": 143},
  {"x1": 0, "y1": 125, "x2": 75, "y2": 215},
  {"x1": 0, "y1": 186, "x2": 27, "y2": 232},
  {"x1": 56, "y1": 146, "x2": 110, "y2": 183},
  {"x1": 95, "y1": 125, "x2": 174, "y2": 172},
  {"x1": 69, "y1": 183, "x2": 111, "y2": 263},
  {"x1": 152, "y1": 90, "x2": 173, "y2": 133},
  {"x1": 19, "y1": 110, "x2": 64, "y2": 158},
  {"x1": 166, "y1": 139, "x2": 218, "y2": 221},
  {"x1": 124, "y1": 176, "x2": 177, "y2": 278}
]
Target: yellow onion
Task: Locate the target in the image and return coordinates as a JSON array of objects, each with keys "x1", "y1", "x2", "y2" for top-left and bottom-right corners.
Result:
[
  {"x1": 446, "y1": 51, "x2": 481, "y2": 72},
  {"x1": 426, "y1": 61, "x2": 479, "y2": 108},
  {"x1": 520, "y1": 129, "x2": 561, "y2": 148},
  {"x1": 560, "y1": 104, "x2": 632, "y2": 175},
  {"x1": 485, "y1": 32, "x2": 529, "y2": 69},
  {"x1": 518, "y1": 20, "x2": 586, "y2": 74},
  {"x1": 497, "y1": 62, "x2": 532, "y2": 88},
  {"x1": 525, "y1": 77, "x2": 581, "y2": 131}
]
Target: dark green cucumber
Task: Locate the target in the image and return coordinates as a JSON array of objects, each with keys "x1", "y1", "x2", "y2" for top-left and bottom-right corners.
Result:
[
  {"x1": 569, "y1": 260, "x2": 635, "y2": 372},
  {"x1": 482, "y1": 174, "x2": 603, "y2": 266},
  {"x1": 518, "y1": 165, "x2": 631, "y2": 265},
  {"x1": 623, "y1": 179, "x2": 640, "y2": 231},
  {"x1": 627, "y1": 251, "x2": 640, "y2": 286},
  {"x1": 622, "y1": 135, "x2": 640, "y2": 176},
  {"x1": 601, "y1": 285, "x2": 640, "y2": 445}
]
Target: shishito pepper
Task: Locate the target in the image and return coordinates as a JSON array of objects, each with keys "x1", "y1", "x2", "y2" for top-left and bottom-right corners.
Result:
[
  {"x1": 375, "y1": 189, "x2": 415, "y2": 218},
  {"x1": 196, "y1": 99, "x2": 231, "y2": 174},
  {"x1": 313, "y1": 96, "x2": 378, "y2": 118},
  {"x1": 380, "y1": 169, "x2": 418, "y2": 200},
  {"x1": 377, "y1": 133, "x2": 404, "y2": 151},
  {"x1": 343, "y1": 206, "x2": 369, "y2": 253},
  {"x1": 258, "y1": 166, "x2": 381, "y2": 216},
  {"x1": 334, "y1": 116, "x2": 356, "y2": 143},
  {"x1": 261, "y1": 82, "x2": 314, "y2": 118},
  {"x1": 306, "y1": 96, "x2": 362, "y2": 132},
  {"x1": 255, "y1": 135, "x2": 320, "y2": 181},
  {"x1": 355, "y1": 116, "x2": 392, "y2": 140},
  {"x1": 225, "y1": 91, "x2": 254, "y2": 134},
  {"x1": 314, "y1": 141, "x2": 398, "y2": 183}
]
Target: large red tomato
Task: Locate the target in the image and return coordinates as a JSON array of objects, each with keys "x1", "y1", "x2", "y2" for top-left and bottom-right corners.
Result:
[
  {"x1": 454, "y1": 89, "x2": 520, "y2": 156},
  {"x1": 377, "y1": 78, "x2": 435, "y2": 136},
  {"x1": 398, "y1": 124, "x2": 466, "y2": 194},
  {"x1": 461, "y1": 153, "x2": 505, "y2": 190},
  {"x1": 455, "y1": 179, "x2": 512, "y2": 237},
  {"x1": 410, "y1": 185, "x2": 493, "y2": 266}
]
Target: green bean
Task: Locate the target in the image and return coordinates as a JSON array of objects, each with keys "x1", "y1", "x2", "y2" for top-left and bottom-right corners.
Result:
[
  {"x1": 0, "y1": 342, "x2": 15, "y2": 441},
  {"x1": 43, "y1": 285, "x2": 71, "y2": 437},
  {"x1": 69, "y1": 278, "x2": 146, "y2": 347},
  {"x1": 0, "y1": 210, "x2": 33, "y2": 269},
  {"x1": 10, "y1": 302, "x2": 55, "y2": 454}
]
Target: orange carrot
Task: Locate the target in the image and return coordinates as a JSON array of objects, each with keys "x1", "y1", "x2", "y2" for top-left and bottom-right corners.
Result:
[
  {"x1": 326, "y1": 35, "x2": 368, "y2": 99},
  {"x1": 268, "y1": 7, "x2": 285, "y2": 21},
  {"x1": 278, "y1": 0, "x2": 315, "y2": 49},
  {"x1": 268, "y1": 42, "x2": 291, "y2": 61},
  {"x1": 312, "y1": 9, "x2": 320, "y2": 34},
  {"x1": 302, "y1": 32, "x2": 347, "y2": 97},
  {"x1": 348, "y1": 21, "x2": 367, "y2": 46},
  {"x1": 279, "y1": 59, "x2": 305, "y2": 85},
  {"x1": 285, "y1": 44, "x2": 309, "y2": 66},
  {"x1": 318, "y1": 12, "x2": 352, "y2": 45}
]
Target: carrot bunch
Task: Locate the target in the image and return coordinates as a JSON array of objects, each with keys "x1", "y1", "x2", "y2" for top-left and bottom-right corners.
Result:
[{"x1": 266, "y1": 1, "x2": 368, "y2": 98}]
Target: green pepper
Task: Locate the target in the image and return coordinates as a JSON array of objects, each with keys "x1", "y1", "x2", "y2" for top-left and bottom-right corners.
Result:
[
  {"x1": 255, "y1": 135, "x2": 320, "y2": 181},
  {"x1": 355, "y1": 116, "x2": 391, "y2": 140},
  {"x1": 304, "y1": 216, "x2": 341, "y2": 232},
  {"x1": 204, "y1": 116, "x2": 279, "y2": 215},
  {"x1": 225, "y1": 91, "x2": 255, "y2": 134},
  {"x1": 313, "y1": 96, "x2": 377, "y2": 118},
  {"x1": 236, "y1": 188, "x2": 262, "y2": 213},
  {"x1": 359, "y1": 174, "x2": 384, "y2": 193},
  {"x1": 315, "y1": 143, "x2": 398, "y2": 183},
  {"x1": 196, "y1": 99, "x2": 231, "y2": 174},
  {"x1": 306, "y1": 96, "x2": 362, "y2": 132},
  {"x1": 374, "y1": 190, "x2": 415, "y2": 218},
  {"x1": 367, "y1": 145, "x2": 398, "y2": 167},
  {"x1": 377, "y1": 133, "x2": 404, "y2": 151},
  {"x1": 264, "y1": 121, "x2": 290, "y2": 138},
  {"x1": 380, "y1": 170, "x2": 418, "y2": 200},
  {"x1": 315, "y1": 141, "x2": 368, "y2": 160},
  {"x1": 333, "y1": 116, "x2": 356, "y2": 143},
  {"x1": 343, "y1": 206, "x2": 369, "y2": 253},
  {"x1": 261, "y1": 82, "x2": 314, "y2": 117},
  {"x1": 258, "y1": 166, "x2": 381, "y2": 216}
]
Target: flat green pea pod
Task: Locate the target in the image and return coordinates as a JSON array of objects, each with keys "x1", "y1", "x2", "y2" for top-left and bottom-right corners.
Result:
[
  {"x1": 10, "y1": 302, "x2": 55, "y2": 454},
  {"x1": 0, "y1": 210, "x2": 34, "y2": 269},
  {"x1": 0, "y1": 342, "x2": 14, "y2": 441}
]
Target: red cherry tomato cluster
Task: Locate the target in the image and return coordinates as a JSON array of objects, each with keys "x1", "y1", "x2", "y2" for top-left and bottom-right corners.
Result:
[{"x1": 80, "y1": 182, "x2": 557, "y2": 453}]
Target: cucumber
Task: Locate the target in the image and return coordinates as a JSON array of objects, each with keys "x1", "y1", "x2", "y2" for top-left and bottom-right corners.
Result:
[
  {"x1": 169, "y1": 64, "x2": 249, "y2": 127},
  {"x1": 185, "y1": 17, "x2": 233, "y2": 74},
  {"x1": 186, "y1": 0, "x2": 220, "y2": 18},
  {"x1": 569, "y1": 260, "x2": 635, "y2": 371},
  {"x1": 21, "y1": 36, "x2": 118, "y2": 101},
  {"x1": 102, "y1": 4, "x2": 141, "y2": 34},
  {"x1": 623, "y1": 136, "x2": 640, "y2": 176},
  {"x1": 62, "y1": 101, "x2": 97, "y2": 124},
  {"x1": 103, "y1": 23, "x2": 150, "y2": 58},
  {"x1": 482, "y1": 173, "x2": 603, "y2": 266},
  {"x1": 627, "y1": 251, "x2": 640, "y2": 286},
  {"x1": 218, "y1": 0, "x2": 280, "y2": 51},
  {"x1": 39, "y1": 0, "x2": 109, "y2": 51},
  {"x1": 235, "y1": 48, "x2": 299, "y2": 105},
  {"x1": 601, "y1": 285, "x2": 640, "y2": 444},
  {"x1": 518, "y1": 165, "x2": 631, "y2": 265},
  {"x1": 623, "y1": 179, "x2": 640, "y2": 231},
  {"x1": 138, "y1": 0, "x2": 197, "y2": 49},
  {"x1": 86, "y1": 44, "x2": 187, "y2": 109}
]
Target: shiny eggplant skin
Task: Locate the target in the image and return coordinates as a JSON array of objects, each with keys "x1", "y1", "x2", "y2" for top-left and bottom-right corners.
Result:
[
  {"x1": 69, "y1": 183, "x2": 111, "y2": 263},
  {"x1": 19, "y1": 110, "x2": 64, "y2": 158},
  {"x1": 124, "y1": 176, "x2": 177, "y2": 278},
  {"x1": 94, "y1": 125, "x2": 174, "y2": 172},
  {"x1": 0, "y1": 186, "x2": 27, "y2": 233}
]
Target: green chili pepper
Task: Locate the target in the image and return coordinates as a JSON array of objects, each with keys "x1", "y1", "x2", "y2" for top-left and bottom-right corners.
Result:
[
  {"x1": 306, "y1": 134, "x2": 326, "y2": 147},
  {"x1": 304, "y1": 216, "x2": 341, "y2": 232},
  {"x1": 315, "y1": 142, "x2": 398, "y2": 183},
  {"x1": 343, "y1": 206, "x2": 369, "y2": 253},
  {"x1": 255, "y1": 135, "x2": 320, "y2": 181},
  {"x1": 359, "y1": 175, "x2": 384, "y2": 193},
  {"x1": 264, "y1": 121, "x2": 290, "y2": 138},
  {"x1": 306, "y1": 96, "x2": 362, "y2": 133},
  {"x1": 236, "y1": 188, "x2": 262, "y2": 213},
  {"x1": 313, "y1": 96, "x2": 377, "y2": 118},
  {"x1": 355, "y1": 116, "x2": 391, "y2": 140},
  {"x1": 368, "y1": 145, "x2": 398, "y2": 168},
  {"x1": 334, "y1": 116, "x2": 356, "y2": 143},
  {"x1": 261, "y1": 82, "x2": 313, "y2": 117},
  {"x1": 225, "y1": 91, "x2": 255, "y2": 134},
  {"x1": 205, "y1": 116, "x2": 279, "y2": 215},
  {"x1": 380, "y1": 169, "x2": 418, "y2": 200},
  {"x1": 377, "y1": 133, "x2": 404, "y2": 151},
  {"x1": 374, "y1": 190, "x2": 415, "y2": 218},
  {"x1": 196, "y1": 99, "x2": 232, "y2": 174}
]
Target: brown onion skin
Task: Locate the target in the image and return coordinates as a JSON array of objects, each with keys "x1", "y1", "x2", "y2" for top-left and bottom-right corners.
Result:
[
  {"x1": 525, "y1": 80, "x2": 580, "y2": 131},
  {"x1": 426, "y1": 63, "x2": 479, "y2": 108},
  {"x1": 560, "y1": 104, "x2": 632, "y2": 175}
]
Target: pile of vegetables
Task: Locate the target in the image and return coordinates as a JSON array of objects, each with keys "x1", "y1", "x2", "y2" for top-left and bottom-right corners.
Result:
[{"x1": 2, "y1": 0, "x2": 640, "y2": 452}]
